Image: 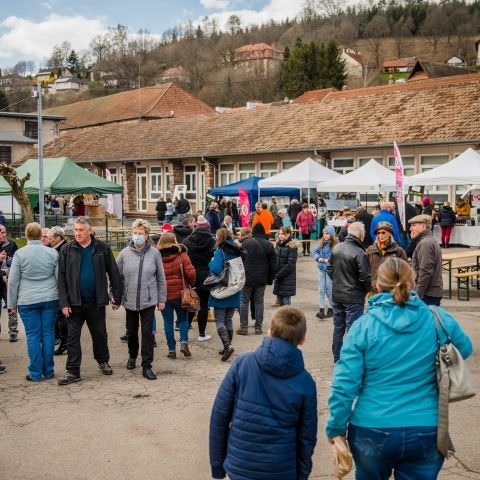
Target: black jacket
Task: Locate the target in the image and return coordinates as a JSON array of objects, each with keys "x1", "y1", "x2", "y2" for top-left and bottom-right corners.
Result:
[
  {"x1": 273, "y1": 238, "x2": 299, "y2": 297},
  {"x1": 243, "y1": 234, "x2": 277, "y2": 287},
  {"x1": 183, "y1": 228, "x2": 215, "y2": 291},
  {"x1": 175, "y1": 198, "x2": 190, "y2": 214},
  {"x1": 58, "y1": 236, "x2": 123, "y2": 309},
  {"x1": 0, "y1": 238, "x2": 18, "y2": 295},
  {"x1": 173, "y1": 225, "x2": 193, "y2": 244},
  {"x1": 394, "y1": 202, "x2": 416, "y2": 234},
  {"x1": 287, "y1": 203, "x2": 302, "y2": 224},
  {"x1": 327, "y1": 234, "x2": 371, "y2": 304},
  {"x1": 356, "y1": 209, "x2": 373, "y2": 248},
  {"x1": 206, "y1": 210, "x2": 222, "y2": 234},
  {"x1": 156, "y1": 200, "x2": 167, "y2": 221},
  {"x1": 438, "y1": 206, "x2": 456, "y2": 227}
]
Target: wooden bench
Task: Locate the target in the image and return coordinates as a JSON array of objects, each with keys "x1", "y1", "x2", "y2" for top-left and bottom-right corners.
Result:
[{"x1": 453, "y1": 271, "x2": 480, "y2": 301}]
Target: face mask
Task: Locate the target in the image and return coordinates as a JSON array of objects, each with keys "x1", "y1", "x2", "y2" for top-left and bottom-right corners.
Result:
[{"x1": 132, "y1": 235, "x2": 145, "y2": 247}]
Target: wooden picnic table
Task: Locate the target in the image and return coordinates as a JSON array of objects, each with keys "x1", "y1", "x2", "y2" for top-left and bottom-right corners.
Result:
[{"x1": 442, "y1": 249, "x2": 480, "y2": 299}]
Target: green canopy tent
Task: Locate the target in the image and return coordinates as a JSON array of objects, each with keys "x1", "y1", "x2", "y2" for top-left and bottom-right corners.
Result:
[{"x1": 0, "y1": 157, "x2": 123, "y2": 195}]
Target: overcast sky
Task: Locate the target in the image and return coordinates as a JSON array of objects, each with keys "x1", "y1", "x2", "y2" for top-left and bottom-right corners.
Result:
[{"x1": 0, "y1": 0, "x2": 319, "y2": 69}]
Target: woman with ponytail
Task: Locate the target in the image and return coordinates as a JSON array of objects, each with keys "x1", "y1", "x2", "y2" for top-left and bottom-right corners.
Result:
[{"x1": 326, "y1": 257, "x2": 473, "y2": 479}]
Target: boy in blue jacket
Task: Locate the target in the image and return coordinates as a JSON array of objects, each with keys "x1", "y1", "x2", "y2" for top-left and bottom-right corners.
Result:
[{"x1": 209, "y1": 307, "x2": 318, "y2": 480}]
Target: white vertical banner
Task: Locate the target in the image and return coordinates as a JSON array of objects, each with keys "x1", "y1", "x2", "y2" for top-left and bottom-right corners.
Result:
[
  {"x1": 394, "y1": 142, "x2": 406, "y2": 230},
  {"x1": 105, "y1": 168, "x2": 114, "y2": 215}
]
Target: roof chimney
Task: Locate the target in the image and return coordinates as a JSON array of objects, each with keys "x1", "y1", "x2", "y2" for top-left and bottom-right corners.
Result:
[{"x1": 246, "y1": 102, "x2": 256, "y2": 111}]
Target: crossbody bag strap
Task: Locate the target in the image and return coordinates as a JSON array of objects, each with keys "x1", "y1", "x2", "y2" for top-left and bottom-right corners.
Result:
[{"x1": 179, "y1": 256, "x2": 186, "y2": 290}]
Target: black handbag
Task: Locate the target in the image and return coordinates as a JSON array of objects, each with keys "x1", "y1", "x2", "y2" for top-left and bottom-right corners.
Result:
[{"x1": 203, "y1": 251, "x2": 229, "y2": 289}]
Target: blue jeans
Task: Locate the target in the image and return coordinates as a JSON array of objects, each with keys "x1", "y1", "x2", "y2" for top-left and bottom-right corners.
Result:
[
  {"x1": 161, "y1": 299, "x2": 189, "y2": 351},
  {"x1": 318, "y1": 270, "x2": 332, "y2": 308},
  {"x1": 348, "y1": 425, "x2": 444, "y2": 480},
  {"x1": 276, "y1": 295, "x2": 291, "y2": 305},
  {"x1": 332, "y1": 302, "x2": 364, "y2": 362},
  {"x1": 18, "y1": 300, "x2": 59, "y2": 381}
]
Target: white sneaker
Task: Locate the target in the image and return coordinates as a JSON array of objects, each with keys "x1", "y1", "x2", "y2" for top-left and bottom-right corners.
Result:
[{"x1": 197, "y1": 335, "x2": 212, "y2": 342}]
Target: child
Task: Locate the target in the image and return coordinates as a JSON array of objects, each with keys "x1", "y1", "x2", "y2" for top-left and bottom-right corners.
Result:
[
  {"x1": 273, "y1": 226, "x2": 299, "y2": 307},
  {"x1": 312, "y1": 225, "x2": 337, "y2": 319},
  {"x1": 209, "y1": 307, "x2": 318, "y2": 480}
]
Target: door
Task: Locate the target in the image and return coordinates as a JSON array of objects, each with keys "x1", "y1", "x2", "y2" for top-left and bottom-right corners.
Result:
[{"x1": 136, "y1": 167, "x2": 147, "y2": 212}]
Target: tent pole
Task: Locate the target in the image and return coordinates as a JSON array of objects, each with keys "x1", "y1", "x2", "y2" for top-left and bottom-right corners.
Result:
[{"x1": 37, "y1": 83, "x2": 45, "y2": 227}]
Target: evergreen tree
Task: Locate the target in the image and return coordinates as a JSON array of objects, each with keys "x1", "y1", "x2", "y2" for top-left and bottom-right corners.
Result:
[
  {"x1": 281, "y1": 38, "x2": 346, "y2": 99},
  {"x1": 67, "y1": 50, "x2": 80, "y2": 75},
  {"x1": 0, "y1": 89, "x2": 8, "y2": 111}
]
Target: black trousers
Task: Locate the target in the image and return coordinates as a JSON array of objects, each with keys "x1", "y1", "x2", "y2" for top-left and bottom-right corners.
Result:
[
  {"x1": 188, "y1": 289, "x2": 210, "y2": 336},
  {"x1": 302, "y1": 232, "x2": 311, "y2": 254},
  {"x1": 55, "y1": 311, "x2": 68, "y2": 346},
  {"x1": 66, "y1": 304, "x2": 109, "y2": 374},
  {"x1": 126, "y1": 306, "x2": 155, "y2": 368}
]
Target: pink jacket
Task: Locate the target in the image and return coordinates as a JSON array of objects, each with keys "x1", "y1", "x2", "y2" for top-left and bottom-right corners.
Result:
[{"x1": 296, "y1": 211, "x2": 315, "y2": 234}]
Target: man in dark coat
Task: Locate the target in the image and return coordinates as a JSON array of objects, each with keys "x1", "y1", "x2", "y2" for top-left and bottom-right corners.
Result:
[
  {"x1": 327, "y1": 222, "x2": 371, "y2": 362},
  {"x1": 175, "y1": 194, "x2": 190, "y2": 222},
  {"x1": 155, "y1": 199, "x2": 167, "y2": 223},
  {"x1": 238, "y1": 223, "x2": 276, "y2": 335},
  {"x1": 183, "y1": 215, "x2": 215, "y2": 341},
  {"x1": 173, "y1": 215, "x2": 195, "y2": 244},
  {"x1": 356, "y1": 206, "x2": 373, "y2": 248},
  {"x1": 287, "y1": 199, "x2": 302, "y2": 227}
]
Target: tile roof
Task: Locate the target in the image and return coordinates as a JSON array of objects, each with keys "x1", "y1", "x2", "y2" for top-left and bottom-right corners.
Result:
[
  {"x1": 343, "y1": 50, "x2": 364, "y2": 65},
  {"x1": 408, "y1": 60, "x2": 471, "y2": 81},
  {"x1": 383, "y1": 57, "x2": 416, "y2": 69},
  {"x1": 44, "y1": 83, "x2": 214, "y2": 129},
  {"x1": 293, "y1": 88, "x2": 338, "y2": 103},
  {"x1": 235, "y1": 43, "x2": 281, "y2": 53},
  {"x1": 44, "y1": 73, "x2": 480, "y2": 162}
]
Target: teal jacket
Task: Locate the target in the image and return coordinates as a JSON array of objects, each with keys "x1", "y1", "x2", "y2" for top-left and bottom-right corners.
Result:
[
  {"x1": 326, "y1": 292, "x2": 473, "y2": 438},
  {"x1": 7, "y1": 240, "x2": 58, "y2": 307}
]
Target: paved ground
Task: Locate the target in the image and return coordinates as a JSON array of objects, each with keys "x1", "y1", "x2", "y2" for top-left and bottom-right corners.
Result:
[{"x1": 0, "y1": 254, "x2": 479, "y2": 480}]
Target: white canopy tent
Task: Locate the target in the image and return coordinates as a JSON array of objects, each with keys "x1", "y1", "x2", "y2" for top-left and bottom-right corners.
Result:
[
  {"x1": 408, "y1": 148, "x2": 480, "y2": 186},
  {"x1": 258, "y1": 157, "x2": 340, "y2": 190},
  {"x1": 317, "y1": 159, "x2": 405, "y2": 192}
]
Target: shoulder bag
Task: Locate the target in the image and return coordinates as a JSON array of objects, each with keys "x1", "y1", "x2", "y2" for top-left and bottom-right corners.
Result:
[
  {"x1": 430, "y1": 306, "x2": 476, "y2": 457},
  {"x1": 179, "y1": 260, "x2": 200, "y2": 313},
  {"x1": 203, "y1": 250, "x2": 229, "y2": 289}
]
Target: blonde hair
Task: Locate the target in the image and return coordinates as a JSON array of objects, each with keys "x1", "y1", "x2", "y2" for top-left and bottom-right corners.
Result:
[
  {"x1": 158, "y1": 232, "x2": 177, "y2": 249},
  {"x1": 215, "y1": 227, "x2": 233, "y2": 247},
  {"x1": 25, "y1": 222, "x2": 42, "y2": 240},
  {"x1": 131, "y1": 218, "x2": 151, "y2": 235},
  {"x1": 377, "y1": 257, "x2": 414, "y2": 306},
  {"x1": 279, "y1": 226, "x2": 292, "y2": 235},
  {"x1": 270, "y1": 307, "x2": 306, "y2": 346},
  {"x1": 238, "y1": 227, "x2": 251, "y2": 241}
]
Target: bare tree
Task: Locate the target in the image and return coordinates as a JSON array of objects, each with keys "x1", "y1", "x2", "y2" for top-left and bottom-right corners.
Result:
[
  {"x1": 316, "y1": 0, "x2": 344, "y2": 17},
  {"x1": 391, "y1": 15, "x2": 414, "y2": 58},
  {"x1": 12, "y1": 61, "x2": 27, "y2": 76},
  {"x1": 365, "y1": 14, "x2": 390, "y2": 68},
  {"x1": 337, "y1": 18, "x2": 359, "y2": 48},
  {"x1": 421, "y1": 6, "x2": 449, "y2": 55},
  {"x1": 0, "y1": 164, "x2": 32, "y2": 224},
  {"x1": 449, "y1": 7, "x2": 478, "y2": 58}
]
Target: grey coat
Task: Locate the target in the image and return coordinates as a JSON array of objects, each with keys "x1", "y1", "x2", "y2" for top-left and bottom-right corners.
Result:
[{"x1": 116, "y1": 243, "x2": 167, "y2": 311}]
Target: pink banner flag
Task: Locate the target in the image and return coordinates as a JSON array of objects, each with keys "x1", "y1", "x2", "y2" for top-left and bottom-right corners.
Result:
[
  {"x1": 239, "y1": 188, "x2": 250, "y2": 227},
  {"x1": 394, "y1": 142, "x2": 406, "y2": 230}
]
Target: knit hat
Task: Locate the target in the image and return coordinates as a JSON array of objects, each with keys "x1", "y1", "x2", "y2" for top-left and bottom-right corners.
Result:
[
  {"x1": 195, "y1": 215, "x2": 210, "y2": 229},
  {"x1": 323, "y1": 226, "x2": 335, "y2": 237},
  {"x1": 422, "y1": 196, "x2": 431, "y2": 207},
  {"x1": 162, "y1": 223, "x2": 173, "y2": 232},
  {"x1": 374, "y1": 221, "x2": 393, "y2": 235}
]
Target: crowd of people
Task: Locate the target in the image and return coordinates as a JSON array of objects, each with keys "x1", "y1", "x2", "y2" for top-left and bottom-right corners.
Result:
[{"x1": 0, "y1": 195, "x2": 476, "y2": 480}]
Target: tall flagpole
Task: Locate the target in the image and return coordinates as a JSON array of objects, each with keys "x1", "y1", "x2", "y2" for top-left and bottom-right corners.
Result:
[{"x1": 37, "y1": 82, "x2": 45, "y2": 227}]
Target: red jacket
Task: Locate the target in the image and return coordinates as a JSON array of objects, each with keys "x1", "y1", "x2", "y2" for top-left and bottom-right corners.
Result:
[
  {"x1": 160, "y1": 244, "x2": 196, "y2": 301},
  {"x1": 296, "y1": 211, "x2": 315, "y2": 235}
]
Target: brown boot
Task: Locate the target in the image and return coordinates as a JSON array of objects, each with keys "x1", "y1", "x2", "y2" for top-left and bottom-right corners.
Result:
[{"x1": 180, "y1": 344, "x2": 192, "y2": 358}]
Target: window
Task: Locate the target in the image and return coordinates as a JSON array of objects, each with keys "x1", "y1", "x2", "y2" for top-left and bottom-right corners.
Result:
[
  {"x1": 358, "y1": 157, "x2": 383, "y2": 167},
  {"x1": 24, "y1": 120, "x2": 38, "y2": 139},
  {"x1": 333, "y1": 158, "x2": 354, "y2": 175},
  {"x1": 184, "y1": 165, "x2": 197, "y2": 200},
  {"x1": 107, "y1": 167, "x2": 120, "y2": 184},
  {"x1": 259, "y1": 161, "x2": 278, "y2": 178},
  {"x1": 150, "y1": 167, "x2": 162, "y2": 200},
  {"x1": 136, "y1": 168, "x2": 147, "y2": 212},
  {"x1": 219, "y1": 164, "x2": 235, "y2": 186},
  {"x1": 282, "y1": 160, "x2": 300, "y2": 171},
  {"x1": 387, "y1": 155, "x2": 415, "y2": 176},
  {"x1": 238, "y1": 163, "x2": 256, "y2": 180},
  {"x1": 0, "y1": 146, "x2": 12, "y2": 164}
]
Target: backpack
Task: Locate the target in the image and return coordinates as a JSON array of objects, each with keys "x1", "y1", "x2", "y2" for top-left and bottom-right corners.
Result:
[{"x1": 210, "y1": 255, "x2": 246, "y2": 299}]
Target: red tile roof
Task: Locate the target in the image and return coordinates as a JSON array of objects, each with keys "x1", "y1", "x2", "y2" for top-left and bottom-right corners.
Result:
[
  {"x1": 44, "y1": 83, "x2": 214, "y2": 129},
  {"x1": 44, "y1": 73, "x2": 480, "y2": 161},
  {"x1": 383, "y1": 57, "x2": 417, "y2": 69},
  {"x1": 293, "y1": 88, "x2": 338, "y2": 103},
  {"x1": 235, "y1": 43, "x2": 280, "y2": 53}
]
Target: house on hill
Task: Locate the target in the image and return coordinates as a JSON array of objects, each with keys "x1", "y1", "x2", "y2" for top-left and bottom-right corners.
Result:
[
  {"x1": 383, "y1": 57, "x2": 416, "y2": 73},
  {"x1": 156, "y1": 66, "x2": 191, "y2": 85},
  {"x1": 44, "y1": 83, "x2": 215, "y2": 130},
  {"x1": 408, "y1": 59, "x2": 469, "y2": 81},
  {"x1": 50, "y1": 76, "x2": 89, "y2": 94},
  {"x1": 232, "y1": 43, "x2": 284, "y2": 77},
  {"x1": 341, "y1": 49, "x2": 364, "y2": 78},
  {"x1": 42, "y1": 74, "x2": 480, "y2": 214}
]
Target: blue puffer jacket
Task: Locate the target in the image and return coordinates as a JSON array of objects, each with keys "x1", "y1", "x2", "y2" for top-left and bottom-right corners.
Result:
[
  {"x1": 312, "y1": 240, "x2": 333, "y2": 271},
  {"x1": 326, "y1": 292, "x2": 473, "y2": 438},
  {"x1": 208, "y1": 240, "x2": 244, "y2": 309},
  {"x1": 210, "y1": 336, "x2": 318, "y2": 480},
  {"x1": 370, "y1": 210, "x2": 401, "y2": 242}
]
